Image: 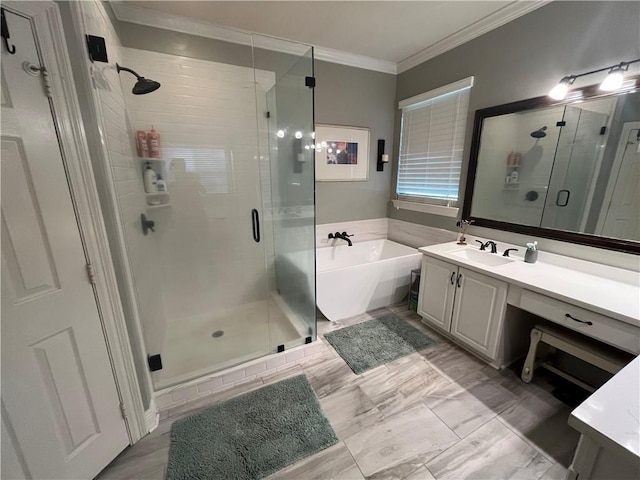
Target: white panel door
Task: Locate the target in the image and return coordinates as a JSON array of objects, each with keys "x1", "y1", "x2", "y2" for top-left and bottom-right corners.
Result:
[
  {"x1": 417, "y1": 256, "x2": 456, "y2": 332},
  {"x1": 1, "y1": 8, "x2": 129, "y2": 479},
  {"x1": 600, "y1": 128, "x2": 640, "y2": 240},
  {"x1": 450, "y1": 267, "x2": 507, "y2": 360}
]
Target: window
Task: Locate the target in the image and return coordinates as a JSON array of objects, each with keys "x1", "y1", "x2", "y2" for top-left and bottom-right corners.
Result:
[{"x1": 396, "y1": 77, "x2": 473, "y2": 211}]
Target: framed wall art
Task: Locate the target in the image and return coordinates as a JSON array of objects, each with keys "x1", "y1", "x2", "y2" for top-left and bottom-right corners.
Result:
[{"x1": 314, "y1": 124, "x2": 370, "y2": 181}]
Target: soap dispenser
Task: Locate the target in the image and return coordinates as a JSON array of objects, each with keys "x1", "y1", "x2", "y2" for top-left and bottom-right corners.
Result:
[{"x1": 524, "y1": 241, "x2": 538, "y2": 264}]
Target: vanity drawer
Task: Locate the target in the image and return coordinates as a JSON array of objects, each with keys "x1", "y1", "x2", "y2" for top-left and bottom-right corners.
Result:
[{"x1": 519, "y1": 290, "x2": 640, "y2": 354}]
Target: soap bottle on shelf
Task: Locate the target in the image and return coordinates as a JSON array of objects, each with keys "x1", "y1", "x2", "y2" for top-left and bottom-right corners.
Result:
[
  {"x1": 143, "y1": 162, "x2": 158, "y2": 193},
  {"x1": 524, "y1": 241, "x2": 538, "y2": 264},
  {"x1": 156, "y1": 174, "x2": 167, "y2": 193},
  {"x1": 147, "y1": 126, "x2": 161, "y2": 159},
  {"x1": 510, "y1": 170, "x2": 519, "y2": 183}
]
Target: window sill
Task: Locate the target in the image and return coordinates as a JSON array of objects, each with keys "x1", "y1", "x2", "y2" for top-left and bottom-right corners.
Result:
[{"x1": 392, "y1": 199, "x2": 459, "y2": 218}]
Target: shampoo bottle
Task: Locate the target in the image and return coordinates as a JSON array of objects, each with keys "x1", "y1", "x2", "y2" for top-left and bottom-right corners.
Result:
[
  {"x1": 143, "y1": 162, "x2": 157, "y2": 193},
  {"x1": 155, "y1": 174, "x2": 167, "y2": 192},
  {"x1": 136, "y1": 130, "x2": 149, "y2": 157},
  {"x1": 510, "y1": 170, "x2": 519, "y2": 183},
  {"x1": 147, "y1": 126, "x2": 161, "y2": 159}
]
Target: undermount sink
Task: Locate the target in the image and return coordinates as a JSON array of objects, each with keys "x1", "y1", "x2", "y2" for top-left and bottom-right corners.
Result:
[{"x1": 449, "y1": 248, "x2": 515, "y2": 267}]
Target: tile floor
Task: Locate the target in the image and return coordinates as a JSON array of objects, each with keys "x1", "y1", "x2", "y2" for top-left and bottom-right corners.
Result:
[{"x1": 97, "y1": 305, "x2": 580, "y2": 480}]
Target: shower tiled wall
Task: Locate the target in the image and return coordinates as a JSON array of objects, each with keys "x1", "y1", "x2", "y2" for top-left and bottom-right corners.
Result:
[
  {"x1": 121, "y1": 48, "x2": 276, "y2": 325},
  {"x1": 74, "y1": 1, "x2": 167, "y2": 356}
]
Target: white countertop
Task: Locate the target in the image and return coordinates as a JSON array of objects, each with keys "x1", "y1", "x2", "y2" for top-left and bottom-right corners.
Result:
[
  {"x1": 418, "y1": 240, "x2": 640, "y2": 327},
  {"x1": 569, "y1": 355, "x2": 640, "y2": 460}
]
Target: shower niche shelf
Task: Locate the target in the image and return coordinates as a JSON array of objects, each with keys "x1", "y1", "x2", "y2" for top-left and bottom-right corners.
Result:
[{"x1": 146, "y1": 192, "x2": 170, "y2": 207}]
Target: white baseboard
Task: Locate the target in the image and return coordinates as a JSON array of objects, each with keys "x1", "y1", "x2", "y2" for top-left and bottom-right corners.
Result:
[{"x1": 144, "y1": 401, "x2": 160, "y2": 433}]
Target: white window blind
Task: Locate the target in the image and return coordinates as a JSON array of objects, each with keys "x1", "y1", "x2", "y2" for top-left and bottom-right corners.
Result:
[{"x1": 397, "y1": 77, "x2": 473, "y2": 205}]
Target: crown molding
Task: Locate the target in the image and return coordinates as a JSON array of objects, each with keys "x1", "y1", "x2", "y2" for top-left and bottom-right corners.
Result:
[
  {"x1": 397, "y1": 0, "x2": 552, "y2": 74},
  {"x1": 314, "y1": 46, "x2": 396, "y2": 74},
  {"x1": 111, "y1": 1, "x2": 549, "y2": 76},
  {"x1": 111, "y1": 3, "x2": 396, "y2": 74}
]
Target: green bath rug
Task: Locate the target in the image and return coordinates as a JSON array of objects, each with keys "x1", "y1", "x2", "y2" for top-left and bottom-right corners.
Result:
[
  {"x1": 324, "y1": 313, "x2": 436, "y2": 374},
  {"x1": 166, "y1": 374, "x2": 338, "y2": 480}
]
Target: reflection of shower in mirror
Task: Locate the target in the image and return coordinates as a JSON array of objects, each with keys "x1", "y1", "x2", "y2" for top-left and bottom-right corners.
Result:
[{"x1": 530, "y1": 126, "x2": 548, "y2": 138}]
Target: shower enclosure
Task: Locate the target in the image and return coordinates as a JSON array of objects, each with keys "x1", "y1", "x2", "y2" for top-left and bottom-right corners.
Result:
[{"x1": 114, "y1": 29, "x2": 315, "y2": 389}]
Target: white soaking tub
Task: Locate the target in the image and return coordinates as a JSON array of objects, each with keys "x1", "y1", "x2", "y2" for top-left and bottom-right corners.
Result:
[{"x1": 316, "y1": 239, "x2": 421, "y2": 321}]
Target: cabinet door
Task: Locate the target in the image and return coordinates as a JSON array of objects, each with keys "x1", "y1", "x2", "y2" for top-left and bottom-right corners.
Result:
[
  {"x1": 450, "y1": 267, "x2": 507, "y2": 360},
  {"x1": 418, "y1": 256, "x2": 456, "y2": 332}
]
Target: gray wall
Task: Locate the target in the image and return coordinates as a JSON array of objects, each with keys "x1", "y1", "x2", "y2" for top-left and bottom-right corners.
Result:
[
  {"x1": 315, "y1": 61, "x2": 396, "y2": 223},
  {"x1": 115, "y1": 20, "x2": 397, "y2": 225},
  {"x1": 390, "y1": 0, "x2": 640, "y2": 233}
]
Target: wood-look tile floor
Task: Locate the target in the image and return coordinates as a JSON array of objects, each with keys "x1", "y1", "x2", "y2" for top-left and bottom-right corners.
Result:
[{"x1": 97, "y1": 305, "x2": 579, "y2": 480}]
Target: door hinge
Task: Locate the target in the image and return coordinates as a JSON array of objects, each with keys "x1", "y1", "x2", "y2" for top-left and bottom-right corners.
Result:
[
  {"x1": 119, "y1": 402, "x2": 127, "y2": 420},
  {"x1": 41, "y1": 68, "x2": 53, "y2": 99},
  {"x1": 86, "y1": 263, "x2": 97, "y2": 285}
]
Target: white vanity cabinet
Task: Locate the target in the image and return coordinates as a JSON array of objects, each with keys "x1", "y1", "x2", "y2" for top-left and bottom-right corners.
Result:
[
  {"x1": 418, "y1": 256, "x2": 508, "y2": 360},
  {"x1": 417, "y1": 256, "x2": 456, "y2": 331}
]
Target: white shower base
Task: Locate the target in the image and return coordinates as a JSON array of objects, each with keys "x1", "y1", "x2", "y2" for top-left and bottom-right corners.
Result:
[{"x1": 154, "y1": 296, "x2": 304, "y2": 389}]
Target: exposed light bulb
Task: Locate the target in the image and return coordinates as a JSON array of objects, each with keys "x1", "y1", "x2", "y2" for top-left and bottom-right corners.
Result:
[
  {"x1": 600, "y1": 67, "x2": 625, "y2": 91},
  {"x1": 320, "y1": 141, "x2": 327, "y2": 147},
  {"x1": 294, "y1": 131, "x2": 303, "y2": 139},
  {"x1": 276, "y1": 130, "x2": 285, "y2": 138},
  {"x1": 327, "y1": 148, "x2": 333, "y2": 153},
  {"x1": 304, "y1": 145, "x2": 310, "y2": 150},
  {"x1": 311, "y1": 131, "x2": 316, "y2": 139},
  {"x1": 548, "y1": 77, "x2": 573, "y2": 100}
]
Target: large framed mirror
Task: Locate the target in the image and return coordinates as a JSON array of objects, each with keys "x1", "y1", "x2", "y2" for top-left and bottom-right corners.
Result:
[{"x1": 462, "y1": 77, "x2": 640, "y2": 254}]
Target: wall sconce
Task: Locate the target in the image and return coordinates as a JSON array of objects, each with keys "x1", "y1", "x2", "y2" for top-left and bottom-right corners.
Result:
[
  {"x1": 548, "y1": 58, "x2": 640, "y2": 100},
  {"x1": 377, "y1": 139, "x2": 389, "y2": 171}
]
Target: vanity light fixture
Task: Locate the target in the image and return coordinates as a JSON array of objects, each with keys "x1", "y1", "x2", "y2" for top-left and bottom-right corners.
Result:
[
  {"x1": 599, "y1": 66, "x2": 626, "y2": 91},
  {"x1": 548, "y1": 58, "x2": 640, "y2": 100},
  {"x1": 548, "y1": 76, "x2": 575, "y2": 100}
]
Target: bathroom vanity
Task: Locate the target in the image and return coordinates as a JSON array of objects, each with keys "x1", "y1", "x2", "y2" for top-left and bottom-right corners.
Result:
[
  {"x1": 417, "y1": 239, "x2": 640, "y2": 479},
  {"x1": 417, "y1": 239, "x2": 639, "y2": 367}
]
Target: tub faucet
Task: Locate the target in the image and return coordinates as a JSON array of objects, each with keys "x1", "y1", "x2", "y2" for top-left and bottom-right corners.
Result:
[{"x1": 329, "y1": 231, "x2": 353, "y2": 246}]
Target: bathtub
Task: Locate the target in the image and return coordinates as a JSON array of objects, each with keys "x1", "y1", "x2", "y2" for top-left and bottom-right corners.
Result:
[{"x1": 316, "y1": 239, "x2": 421, "y2": 321}]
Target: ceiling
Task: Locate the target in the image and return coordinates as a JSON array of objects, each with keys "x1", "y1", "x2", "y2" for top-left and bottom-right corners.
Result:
[{"x1": 113, "y1": 1, "x2": 549, "y2": 73}]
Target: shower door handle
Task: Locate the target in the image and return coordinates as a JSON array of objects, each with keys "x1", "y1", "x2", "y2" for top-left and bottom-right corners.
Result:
[
  {"x1": 251, "y1": 209, "x2": 260, "y2": 243},
  {"x1": 555, "y1": 190, "x2": 570, "y2": 207}
]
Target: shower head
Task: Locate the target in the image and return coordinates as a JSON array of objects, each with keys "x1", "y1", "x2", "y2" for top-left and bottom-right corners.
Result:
[
  {"x1": 116, "y1": 63, "x2": 161, "y2": 95},
  {"x1": 531, "y1": 126, "x2": 547, "y2": 138}
]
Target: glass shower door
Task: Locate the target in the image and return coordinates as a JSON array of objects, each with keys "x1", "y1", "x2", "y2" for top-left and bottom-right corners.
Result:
[
  {"x1": 542, "y1": 104, "x2": 611, "y2": 231},
  {"x1": 255, "y1": 38, "x2": 316, "y2": 352}
]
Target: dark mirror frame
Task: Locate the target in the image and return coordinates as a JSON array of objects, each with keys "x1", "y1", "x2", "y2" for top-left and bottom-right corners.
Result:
[{"x1": 462, "y1": 77, "x2": 640, "y2": 255}]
